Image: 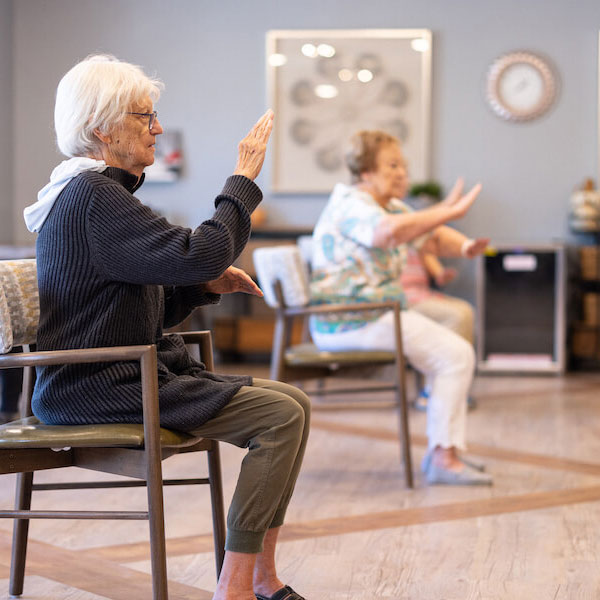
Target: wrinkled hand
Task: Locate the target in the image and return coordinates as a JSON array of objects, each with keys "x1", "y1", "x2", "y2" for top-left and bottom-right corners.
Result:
[
  {"x1": 441, "y1": 178, "x2": 483, "y2": 220},
  {"x1": 434, "y1": 267, "x2": 458, "y2": 287},
  {"x1": 462, "y1": 237, "x2": 490, "y2": 259},
  {"x1": 204, "y1": 266, "x2": 263, "y2": 297},
  {"x1": 233, "y1": 109, "x2": 274, "y2": 181}
]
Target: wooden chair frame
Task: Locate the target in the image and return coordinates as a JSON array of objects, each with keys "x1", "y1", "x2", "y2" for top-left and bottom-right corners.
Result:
[
  {"x1": 269, "y1": 281, "x2": 413, "y2": 488},
  {"x1": 0, "y1": 331, "x2": 226, "y2": 600}
]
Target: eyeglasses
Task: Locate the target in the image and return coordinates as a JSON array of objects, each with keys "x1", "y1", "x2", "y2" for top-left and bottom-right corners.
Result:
[{"x1": 126, "y1": 110, "x2": 158, "y2": 131}]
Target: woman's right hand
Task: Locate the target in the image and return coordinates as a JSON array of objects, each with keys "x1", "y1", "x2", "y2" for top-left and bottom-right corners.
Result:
[
  {"x1": 440, "y1": 178, "x2": 482, "y2": 220},
  {"x1": 233, "y1": 109, "x2": 274, "y2": 181}
]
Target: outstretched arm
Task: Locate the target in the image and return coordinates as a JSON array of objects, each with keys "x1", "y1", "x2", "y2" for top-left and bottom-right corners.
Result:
[
  {"x1": 423, "y1": 225, "x2": 490, "y2": 258},
  {"x1": 372, "y1": 179, "x2": 482, "y2": 248}
]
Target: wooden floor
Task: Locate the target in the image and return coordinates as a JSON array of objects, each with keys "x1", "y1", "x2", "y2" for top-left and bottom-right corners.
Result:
[{"x1": 2, "y1": 368, "x2": 600, "y2": 599}]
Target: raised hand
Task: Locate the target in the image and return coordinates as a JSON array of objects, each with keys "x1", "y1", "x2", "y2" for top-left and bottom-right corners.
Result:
[
  {"x1": 203, "y1": 266, "x2": 263, "y2": 297},
  {"x1": 440, "y1": 178, "x2": 483, "y2": 220},
  {"x1": 233, "y1": 109, "x2": 274, "y2": 181}
]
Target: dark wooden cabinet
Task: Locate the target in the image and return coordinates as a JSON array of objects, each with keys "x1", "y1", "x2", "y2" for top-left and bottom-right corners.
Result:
[{"x1": 570, "y1": 246, "x2": 600, "y2": 368}]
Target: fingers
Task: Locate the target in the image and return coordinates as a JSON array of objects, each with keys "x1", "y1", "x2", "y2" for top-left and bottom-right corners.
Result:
[
  {"x1": 256, "y1": 109, "x2": 274, "y2": 142},
  {"x1": 444, "y1": 177, "x2": 465, "y2": 204},
  {"x1": 472, "y1": 237, "x2": 490, "y2": 251},
  {"x1": 244, "y1": 281, "x2": 264, "y2": 297},
  {"x1": 230, "y1": 267, "x2": 264, "y2": 297},
  {"x1": 248, "y1": 109, "x2": 274, "y2": 142},
  {"x1": 247, "y1": 110, "x2": 269, "y2": 136},
  {"x1": 454, "y1": 182, "x2": 483, "y2": 216},
  {"x1": 234, "y1": 110, "x2": 274, "y2": 180},
  {"x1": 464, "y1": 182, "x2": 482, "y2": 201},
  {"x1": 464, "y1": 237, "x2": 490, "y2": 258}
]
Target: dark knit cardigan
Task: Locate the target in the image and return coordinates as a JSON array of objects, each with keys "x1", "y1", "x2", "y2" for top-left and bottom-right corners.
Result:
[{"x1": 33, "y1": 167, "x2": 261, "y2": 432}]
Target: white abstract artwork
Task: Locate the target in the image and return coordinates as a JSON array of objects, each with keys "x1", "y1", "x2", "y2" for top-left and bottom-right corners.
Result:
[{"x1": 267, "y1": 29, "x2": 432, "y2": 193}]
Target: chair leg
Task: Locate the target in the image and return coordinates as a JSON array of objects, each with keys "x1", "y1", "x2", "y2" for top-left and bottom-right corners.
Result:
[
  {"x1": 146, "y1": 466, "x2": 169, "y2": 599},
  {"x1": 395, "y1": 382, "x2": 414, "y2": 489},
  {"x1": 395, "y1": 355, "x2": 414, "y2": 488},
  {"x1": 392, "y1": 308, "x2": 414, "y2": 488},
  {"x1": 207, "y1": 441, "x2": 226, "y2": 579},
  {"x1": 9, "y1": 472, "x2": 34, "y2": 597}
]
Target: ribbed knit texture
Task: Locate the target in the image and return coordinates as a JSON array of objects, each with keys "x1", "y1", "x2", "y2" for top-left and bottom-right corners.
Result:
[{"x1": 33, "y1": 167, "x2": 262, "y2": 432}]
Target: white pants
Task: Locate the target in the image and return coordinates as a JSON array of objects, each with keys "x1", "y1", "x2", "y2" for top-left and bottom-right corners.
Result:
[
  {"x1": 310, "y1": 309, "x2": 474, "y2": 451},
  {"x1": 412, "y1": 294, "x2": 475, "y2": 345}
]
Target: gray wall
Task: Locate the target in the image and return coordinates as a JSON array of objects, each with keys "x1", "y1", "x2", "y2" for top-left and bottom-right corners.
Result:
[
  {"x1": 8, "y1": 0, "x2": 600, "y2": 298},
  {"x1": 0, "y1": 0, "x2": 13, "y2": 243}
]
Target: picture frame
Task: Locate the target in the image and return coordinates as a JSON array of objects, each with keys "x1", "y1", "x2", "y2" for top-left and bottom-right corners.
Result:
[
  {"x1": 144, "y1": 130, "x2": 183, "y2": 183},
  {"x1": 266, "y1": 29, "x2": 432, "y2": 194}
]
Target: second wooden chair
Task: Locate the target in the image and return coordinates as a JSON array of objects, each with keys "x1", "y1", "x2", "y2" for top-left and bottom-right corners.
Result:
[{"x1": 253, "y1": 245, "x2": 413, "y2": 487}]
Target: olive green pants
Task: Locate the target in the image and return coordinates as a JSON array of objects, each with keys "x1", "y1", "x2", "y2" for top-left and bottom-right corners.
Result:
[{"x1": 189, "y1": 378, "x2": 311, "y2": 553}]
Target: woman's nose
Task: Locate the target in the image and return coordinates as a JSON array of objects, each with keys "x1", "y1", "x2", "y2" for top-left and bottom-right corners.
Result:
[{"x1": 151, "y1": 117, "x2": 163, "y2": 134}]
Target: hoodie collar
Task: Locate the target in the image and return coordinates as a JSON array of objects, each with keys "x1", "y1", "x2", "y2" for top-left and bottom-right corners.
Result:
[{"x1": 24, "y1": 159, "x2": 146, "y2": 233}]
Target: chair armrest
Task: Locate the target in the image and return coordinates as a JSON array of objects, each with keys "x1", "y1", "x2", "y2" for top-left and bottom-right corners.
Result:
[
  {"x1": 0, "y1": 345, "x2": 162, "y2": 455},
  {"x1": 0, "y1": 345, "x2": 155, "y2": 369},
  {"x1": 172, "y1": 330, "x2": 214, "y2": 371},
  {"x1": 176, "y1": 330, "x2": 211, "y2": 346},
  {"x1": 283, "y1": 300, "x2": 401, "y2": 317}
]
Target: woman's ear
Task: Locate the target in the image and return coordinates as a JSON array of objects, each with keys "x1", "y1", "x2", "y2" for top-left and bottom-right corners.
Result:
[
  {"x1": 93, "y1": 128, "x2": 111, "y2": 145},
  {"x1": 360, "y1": 170, "x2": 373, "y2": 184}
]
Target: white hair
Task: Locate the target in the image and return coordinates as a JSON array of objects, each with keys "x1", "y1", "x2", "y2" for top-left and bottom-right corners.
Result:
[{"x1": 54, "y1": 54, "x2": 163, "y2": 157}]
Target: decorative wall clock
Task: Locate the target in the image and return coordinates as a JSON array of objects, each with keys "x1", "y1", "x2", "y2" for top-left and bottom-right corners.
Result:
[{"x1": 486, "y1": 51, "x2": 557, "y2": 122}]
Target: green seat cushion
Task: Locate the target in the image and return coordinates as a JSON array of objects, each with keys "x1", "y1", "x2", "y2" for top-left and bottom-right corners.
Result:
[
  {"x1": 284, "y1": 343, "x2": 396, "y2": 366},
  {"x1": 0, "y1": 416, "x2": 196, "y2": 449}
]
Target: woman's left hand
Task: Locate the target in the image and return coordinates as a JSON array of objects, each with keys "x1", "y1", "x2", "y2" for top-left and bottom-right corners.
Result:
[
  {"x1": 462, "y1": 237, "x2": 490, "y2": 259},
  {"x1": 204, "y1": 266, "x2": 263, "y2": 297}
]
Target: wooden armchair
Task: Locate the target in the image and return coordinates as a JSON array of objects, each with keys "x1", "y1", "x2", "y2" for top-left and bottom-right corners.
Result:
[
  {"x1": 0, "y1": 259, "x2": 226, "y2": 600},
  {"x1": 253, "y1": 246, "x2": 413, "y2": 487}
]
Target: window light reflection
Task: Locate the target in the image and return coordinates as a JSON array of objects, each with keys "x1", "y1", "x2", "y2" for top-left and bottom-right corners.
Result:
[
  {"x1": 314, "y1": 84, "x2": 339, "y2": 99},
  {"x1": 269, "y1": 53, "x2": 288, "y2": 67},
  {"x1": 411, "y1": 38, "x2": 430, "y2": 52},
  {"x1": 357, "y1": 69, "x2": 373, "y2": 83},
  {"x1": 301, "y1": 43, "x2": 318, "y2": 58}
]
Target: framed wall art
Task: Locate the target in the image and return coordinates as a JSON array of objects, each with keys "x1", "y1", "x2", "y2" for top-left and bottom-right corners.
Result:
[
  {"x1": 144, "y1": 130, "x2": 183, "y2": 183},
  {"x1": 266, "y1": 29, "x2": 432, "y2": 193}
]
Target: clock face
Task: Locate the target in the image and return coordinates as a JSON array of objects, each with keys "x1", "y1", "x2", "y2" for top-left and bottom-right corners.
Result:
[{"x1": 486, "y1": 52, "x2": 556, "y2": 121}]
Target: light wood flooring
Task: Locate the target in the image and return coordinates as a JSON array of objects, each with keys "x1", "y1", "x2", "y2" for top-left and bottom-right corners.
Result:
[{"x1": 2, "y1": 367, "x2": 600, "y2": 599}]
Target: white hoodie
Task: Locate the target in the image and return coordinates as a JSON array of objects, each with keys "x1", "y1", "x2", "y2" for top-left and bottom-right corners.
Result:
[{"x1": 24, "y1": 157, "x2": 108, "y2": 233}]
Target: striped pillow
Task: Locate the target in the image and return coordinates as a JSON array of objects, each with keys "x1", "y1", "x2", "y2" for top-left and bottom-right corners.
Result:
[
  {"x1": 0, "y1": 260, "x2": 39, "y2": 353},
  {"x1": 253, "y1": 246, "x2": 311, "y2": 309}
]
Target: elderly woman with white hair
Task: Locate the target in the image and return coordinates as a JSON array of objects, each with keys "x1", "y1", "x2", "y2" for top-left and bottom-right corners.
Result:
[{"x1": 24, "y1": 55, "x2": 309, "y2": 600}]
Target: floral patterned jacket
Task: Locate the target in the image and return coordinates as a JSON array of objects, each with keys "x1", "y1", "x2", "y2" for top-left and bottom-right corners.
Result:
[{"x1": 310, "y1": 183, "x2": 423, "y2": 334}]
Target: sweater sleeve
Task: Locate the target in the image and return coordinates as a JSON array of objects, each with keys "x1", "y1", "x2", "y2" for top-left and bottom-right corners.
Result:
[
  {"x1": 87, "y1": 175, "x2": 262, "y2": 286},
  {"x1": 162, "y1": 285, "x2": 221, "y2": 329}
]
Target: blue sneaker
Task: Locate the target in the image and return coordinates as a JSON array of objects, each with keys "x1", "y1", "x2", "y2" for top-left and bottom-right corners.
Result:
[
  {"x1": 421, "y1": 449, "x2": 486, "y2": 474},
  {"x1": 425, "y1": 460, "x2": 492, "y2": 486}
]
